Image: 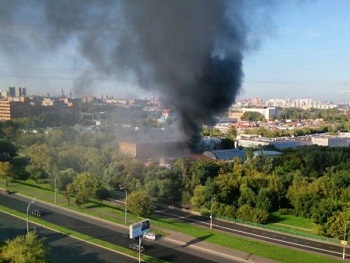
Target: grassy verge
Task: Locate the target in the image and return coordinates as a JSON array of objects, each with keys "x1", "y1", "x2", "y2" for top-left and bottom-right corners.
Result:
[
  {"x1": 0, "y1": 204, "x2": 167, "y2": 263},
  {"x1": 269, "y1": 212, "x2": 314, "y2": 232},
  {"x1": 150, "y1": 216, "x2": 343, "y2": 263},
  {"x1": 3, "y1": 179, "x2": 345, "y2": 263}
]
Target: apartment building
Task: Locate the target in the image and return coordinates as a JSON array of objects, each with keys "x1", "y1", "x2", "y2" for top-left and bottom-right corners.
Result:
[
  {"x1": 9, "y1": 86, "x2": 26, "y2": 97},
  {"x1": 0, "y1": 97, "x2": 31, "y2": 120}
]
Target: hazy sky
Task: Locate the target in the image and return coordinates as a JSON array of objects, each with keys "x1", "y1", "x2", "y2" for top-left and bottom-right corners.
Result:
[
  {"x1": 1, "y1": 0, "x2": 349, "y2": 103},
  {"x1": 242, "y1": 0, "x2": 350, "y2": 103}
]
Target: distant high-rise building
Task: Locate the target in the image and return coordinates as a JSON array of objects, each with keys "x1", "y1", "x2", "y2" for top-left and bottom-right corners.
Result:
[{"x1": 8, "y1": 86, "x2": 26, "y2": 97}]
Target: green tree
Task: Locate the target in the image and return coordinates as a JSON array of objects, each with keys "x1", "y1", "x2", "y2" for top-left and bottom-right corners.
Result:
[
  {"x1": 66, "y1": 172, "x2": 102, "y2": 207},
  {"x1": 11, "y1": 155, "x2": 30, "y2": 180},
  {"x1": 256, "y1": 188, "x2": 273, "y2": 212},
  {"x1": 226, "y1": 126, "x2": 237, "y2": 140},
  {"x1": 286, "y1": 177, "x2": 321, "y2": 217},
  {"x1": 24, "y1": 144, "x2": 55, "y2": 173},
  {"x1": 25, "y1": 164, "x2": 44, "y2": 182},
  {"x1": 311, "y1": 198, "x2": 343, "y2": 225},
  {"x1": 241, "y1": 111, "x2": 265, "y2": 122},
  {"x1": 324, "y1": 210, "x2": 349, "y2": 239},
  {"x1": 249, "y1": 151, "x2": 273, "y2": 174},
  {"x1": 236, "y1": 204, "x2": 269, "y2": 224},
  {"x1": 214, "y1": 172, "x2": 240, "y2": 206},
  {"x1": 0, "y1": 231, "x2": 48, "y2": 263},
  {"x1": 56, "y1": 168, "x2": 77, "y2": 191},
  {"x1": 127, "y1": 189, "x2": 154, "y2": 217},
  {"x1": 0, "y1": 139, "x2": 17, "y2": 160},
  {"x1": 238, "y1": 186, "x2": 256, "y2": 207},
  {"x1": 190, "y1": 185, "x2": 208, "y2": 208},
  {"x1": 0, "y1": 121, "x2": 21, "y2": 141},
  {"x1": 0, "y1": 161, "x2": 14, "y2": 187},
  {"x1": 144, "y1": 166, "x2": 182, "y2": 204},
  {"x1": 183, "y1": 160, "x2": 220, "y2": 196}
]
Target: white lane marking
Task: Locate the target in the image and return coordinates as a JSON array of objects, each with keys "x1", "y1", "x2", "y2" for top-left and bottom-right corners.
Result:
[{"x1": 156, "y1": 209, "x2": 345, "y2": 257}]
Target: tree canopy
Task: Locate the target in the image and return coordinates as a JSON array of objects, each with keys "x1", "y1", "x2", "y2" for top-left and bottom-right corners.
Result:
[{"x1": 0, "y1": 231, "x2": 49, "y2": 263}]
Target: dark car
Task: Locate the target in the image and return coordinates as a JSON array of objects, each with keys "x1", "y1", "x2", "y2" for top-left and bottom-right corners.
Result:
[
  {"x1": 31, "y1": 210, "x2": 44, "y2": 217},
  {"x1": 128, "y1": 243, "x2": 145, "y2": 252}
]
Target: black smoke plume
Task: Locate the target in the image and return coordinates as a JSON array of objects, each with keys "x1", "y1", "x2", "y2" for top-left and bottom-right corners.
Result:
[
  {"x1": 0, "y1": 0, "x2": 271, "y2": 149},
  {"x1": 115, "y1": 1, "x2": 246, "y2": 150}
]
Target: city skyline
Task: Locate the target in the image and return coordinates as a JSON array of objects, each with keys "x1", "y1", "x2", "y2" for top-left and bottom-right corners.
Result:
[{"x1": 1, "y1": 1, "x2": 349, "y2": 103}]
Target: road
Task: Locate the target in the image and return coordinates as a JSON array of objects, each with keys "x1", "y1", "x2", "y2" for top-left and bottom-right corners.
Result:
[
  {"x1": 154, "y1": 206, "x2": 348, "y2": 259},
  {"x1": 0, "y1": 211, "x2": 137, "y2": 263},
  {"x1": 0, "y1": 193, "x2": 244, "y2": 263}
]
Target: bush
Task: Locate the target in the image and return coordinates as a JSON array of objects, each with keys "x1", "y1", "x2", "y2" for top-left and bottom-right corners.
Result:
[
  {"x1": 278, "y1": 208, "x2": 295, "y2": 215},
  {"x1": 237, "y1": 205, "x2": 269, "y2": 224}
]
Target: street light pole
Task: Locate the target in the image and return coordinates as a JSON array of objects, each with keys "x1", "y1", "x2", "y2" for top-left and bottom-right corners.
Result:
[
  {"x1": 48, "y1": 171, "x2": 57, "y2": 204},
  {"x1": 124, "y1": 189, "x2": 128, "y2": 225},
  {"x1": 138, "y1": 235, "x2": 141, "y2": 263},
  {"x1": 343, "y1": 220, "x2": 349, "y2": 260},
  {"x1": 119, "y1": 185, "x2": 128, "y2": 225},
  {"x1": 54, "y1": 175, "x2": 57, "y2": 204},
  {"x1": 210, "y1": 197, "x2": 215, "y2": 229},
  {"x1": 26, "y1": 198, "x2": 36, "y2": 234}
]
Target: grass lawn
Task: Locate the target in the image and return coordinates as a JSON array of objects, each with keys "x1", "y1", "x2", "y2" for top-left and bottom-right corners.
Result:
[
  {"x1": 268, "y1": 212, "x2": 314, "y2": 232},
  {"x1": 1, "y1": 179, "x2": 345, "y2": 263}
]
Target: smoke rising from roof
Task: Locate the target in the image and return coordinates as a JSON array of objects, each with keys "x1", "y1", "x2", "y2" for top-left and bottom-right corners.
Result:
[{"x1": 0, "y1": 0, "x2": 273, "y2": 149}]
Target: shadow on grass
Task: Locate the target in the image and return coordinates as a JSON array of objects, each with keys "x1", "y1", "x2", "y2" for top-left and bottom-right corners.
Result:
[
  {"x1": 268, "y1": 213, "x2": 286, "y2": 224},
  {"x1": 181, "y1": 234, "x2": 214, "y2": 248},
  {"x1": 84, "y1": 200, "x2": 123, "y2": 212},
  {"x1": 12, "y1": 179, "x2": 53, "y2": 193}
]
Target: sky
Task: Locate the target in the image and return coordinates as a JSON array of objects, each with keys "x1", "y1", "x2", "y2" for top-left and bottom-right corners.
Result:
[
  {"x1": 0, "y1": 0, "x2": 350, "y2": 103},
  {"x1": 242, "y1": 0, "x2": 350, "y2": 103}
]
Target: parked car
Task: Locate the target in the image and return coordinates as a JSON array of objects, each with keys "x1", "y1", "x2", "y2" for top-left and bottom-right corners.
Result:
[
  {"x1": 31, "y1": 210, "x2": 44, "y2": 217},
  {"x1": 144, "y1": 232, "x2": 157, "y2": 240},
  {"x1": 128, "y1": 243, "x2": 145, "y2": 252}
]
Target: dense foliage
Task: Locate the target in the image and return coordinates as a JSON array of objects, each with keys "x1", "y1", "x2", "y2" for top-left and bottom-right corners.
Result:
[
  {"x1": 0, "y1": 232, "x2": 48, "y2": 263},
  {"x1": 1, "y1": 116, "x2": 350, "y2": 240},
  {"x1": 277, "y1": 107, "x2": 348, "y2": 122},
  {"x1": 241, "y1": 111, "x2": 265, "y2": 122}
]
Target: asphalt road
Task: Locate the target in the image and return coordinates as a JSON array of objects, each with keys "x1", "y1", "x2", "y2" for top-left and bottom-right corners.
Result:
[
  {"x1": 0, "y1": 211, "x2": 135, "y2": 263},
  {"x1": 155, "y1": 207, "x2": 348, "y2": 259},
  {"x1": 0, "y1": 193, "x2": 242, "y2": 263}
]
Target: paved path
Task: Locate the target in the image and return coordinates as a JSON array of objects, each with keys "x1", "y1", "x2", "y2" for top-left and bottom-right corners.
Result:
[{"x1": 162, "y1": 229, "x2": 279, "y2": 263}]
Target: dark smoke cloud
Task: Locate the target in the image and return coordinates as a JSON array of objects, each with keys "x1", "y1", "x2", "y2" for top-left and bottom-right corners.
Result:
[
  {"x1": 115, "y1": 1, "x2": 246, "y2": 149},
  {"x1": 0, "y1": 0, "x2": 273, "y2": 149}
]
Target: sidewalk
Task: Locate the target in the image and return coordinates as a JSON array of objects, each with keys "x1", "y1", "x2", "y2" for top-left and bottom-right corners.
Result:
[{"x1": 163, "y1": 228, "x2": 279, "y2": 263}]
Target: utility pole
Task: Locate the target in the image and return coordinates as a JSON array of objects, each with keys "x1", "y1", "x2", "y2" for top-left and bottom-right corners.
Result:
[
  {"x1": 119, "y1": 185, "x2": 128, "y2": 225},
  {"x1": 210, "y1": 197, "x2": 215, "y2": 229},
  {"x1": 343, "y1": 220, "x2": 349, "y2": 260},
  {"x1": 54, "y1": 175, "x2": 57, "y2": 204},
  {"x1": 26, "y1": 198, "x2": 36, "y2": 234}
]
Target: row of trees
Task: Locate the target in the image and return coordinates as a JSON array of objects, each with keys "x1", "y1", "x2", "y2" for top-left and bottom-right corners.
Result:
[
  {"x1": 277, "y1": 107, "x2": 348, "y2": 122},
  {"x1": 239, "y1": 107, "x2": 348, "y2": 123},
  {"x1": 1, "y1": 118, "x2": 350, "y2": 239}
]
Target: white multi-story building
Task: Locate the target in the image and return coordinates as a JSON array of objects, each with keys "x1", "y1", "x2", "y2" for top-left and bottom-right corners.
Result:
[
  {"x1": 264, "y1": 97, "x2": 338, "y2": 110},
  {"x1": 242, "y1": 107, "x2": 280, "y2": 121}
]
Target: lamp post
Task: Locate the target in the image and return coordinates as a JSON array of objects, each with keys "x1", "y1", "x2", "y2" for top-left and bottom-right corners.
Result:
[
  {"x1": 210, "y1": 197, "x2": 215, "y2": 229},
  {"x1": 343, "y1": 220, "x2": 349, "y2": 260},
  {"x1": 138, "y1": 235, "x2": 142, "y2": 263},
  {"x1": 48, "y1": 171, "x2": 57, "y2": 204},
  {"x1": 119, "y1": 185, "x2": 128, "y2": 225},
  {"x1": 54, "y1": 175, "x2": 57, "y2": 204},
  {"x1": 26, "y1": 198, "x2": 36, "y2": 234}
]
